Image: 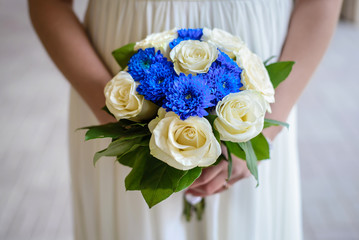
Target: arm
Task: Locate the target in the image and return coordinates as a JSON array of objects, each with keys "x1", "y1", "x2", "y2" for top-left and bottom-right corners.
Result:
[
  {"x1": 187, "y1": 0, "x2": 343, "y2": 196},
  {"x1": 263, "y1": 0, "x2": 343, "y2": 140},
  {"x1": 28, "y1": 0, "x2": 114, "y2": 124}
]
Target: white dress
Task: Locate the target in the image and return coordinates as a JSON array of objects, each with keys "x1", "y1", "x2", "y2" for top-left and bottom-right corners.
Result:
[{"x1": 68, "y1": 0, "x2": 302, "y2": 239}]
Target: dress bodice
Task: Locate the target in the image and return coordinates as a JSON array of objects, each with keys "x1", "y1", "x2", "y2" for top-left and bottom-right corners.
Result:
[{"x1": 85, "y1": 0, "x2": 293, "y2": 74}]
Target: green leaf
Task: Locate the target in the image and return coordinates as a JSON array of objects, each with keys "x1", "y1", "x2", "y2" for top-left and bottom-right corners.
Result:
[
  {"x1": 140, "y1": 157, "x2": 188, "y2": 208},
  {"x1": 183, "y1": 195, "x2": 206, "y2": 221},
  {"x1": 117, "y1": 142, "x2": 150, "y2": 167},
  {"x1": 250, "y1": 133, "x2": 270, "y2": 160},
  {"x1": 183, "y1": 196, "x2": 193, "y2": 221},
  {"x1": 225, "y1": 143, "x2": 233, "y2": 181},
  {"x1": 118, "y1": 119, "x2": 148, "y2": 128},
  {"x1": 117, "y1": 151, "x2": 138, "y2": 168},
  {"x1": 238, "y1": 141, "x2": 259, "y2": 186},
  {"x1": 194, "y1": 198, "x2": 205, "y2": 221},
  {"x1": 124, "y1": 147, "x2": 150, "y2": 190},
  {"x1": 213, "y1": 128, "x2": 221, "y2": 144},
  {"x1": 79, "y1": 119, "x2": 150, "y2": 141},
  {"x1": 93, "y1": 136, "x2": 145, "y2": 165},
  {"x1": 266, "y1": 61, "x2": 295, "y2": 88},
  {"x1": 224, "y1": 141, "x2": 246, "y2": 159},
  {"x1": 205, "y1": 114, "x2": 221, "y2": 143},
  {"x1": 264, "y1": 118, "x2": 289, "y2": 129},
  {"x1": 175, "y1": 167, "x2": 202, "y2": 192},
  {"x1": 263, "y1": 55, "x2": 276, "y2": 66},
  {"x1": 224, "y1": 134, "x2": 270, "y2": 161},
  {"x1": 112, "y1": 43, "x2": 136, "y2": 69},
  {"x1": 79, "y1": 122, "x2": 125, "y2": 141},
  {"x1": 205, "y1": 114, "x2": 217, "y2": 124}
]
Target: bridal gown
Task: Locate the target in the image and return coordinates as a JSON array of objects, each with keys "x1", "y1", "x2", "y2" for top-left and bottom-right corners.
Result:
[{"x1": 68, "y1": 0, "x2": 302, "y2": 239}]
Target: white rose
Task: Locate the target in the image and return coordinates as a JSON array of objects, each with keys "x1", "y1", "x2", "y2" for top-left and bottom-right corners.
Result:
[
  {"x1": 170, "y1": 40, "x2": 218, "y2": 76},
  {"x1": 214, "y1": 90, "x2": 267, "y2": 142},
  {"x1": 202, "y1": 28, "x2": 245, "y2": 59},
  {"x1": 134, "y1": 28, "x2": 178, "y2": 57},
  {"x1": 236, "y1": 48, "x2": 275, "y2": 111},
  {"x1": 104, "y1": 71, "x2": 158, "y2": 121},
  {"x1": 149, "y1": 111, "x2": 221, "y2": 170},
  {"x1": 148, "y1": 107, "x2": 167, "y2": 133}
]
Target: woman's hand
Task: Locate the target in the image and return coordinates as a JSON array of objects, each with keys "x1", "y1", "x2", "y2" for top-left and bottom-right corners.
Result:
[{"x1": 186, "y1": 145, "x2": 251, "y2": 197}]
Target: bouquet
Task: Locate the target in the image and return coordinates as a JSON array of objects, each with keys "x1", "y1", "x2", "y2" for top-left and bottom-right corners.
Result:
[{"x1": 81, "y1": 28, "x2": 293, "y2": 220}]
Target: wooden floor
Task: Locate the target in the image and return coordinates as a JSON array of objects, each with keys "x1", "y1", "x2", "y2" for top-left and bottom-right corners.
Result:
[{"x1": 0, "y1": 1, "x2": 358, "y2": 240}]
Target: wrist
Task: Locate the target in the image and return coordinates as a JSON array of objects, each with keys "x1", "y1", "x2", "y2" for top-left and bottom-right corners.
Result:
[{"x1": 262, "y1": 125, "x2": 283, "y2": 142}]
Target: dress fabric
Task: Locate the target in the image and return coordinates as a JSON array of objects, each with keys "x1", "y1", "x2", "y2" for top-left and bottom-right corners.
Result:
[{"x1": 68, "y1": 0, "x2": 302, "y2": 239}]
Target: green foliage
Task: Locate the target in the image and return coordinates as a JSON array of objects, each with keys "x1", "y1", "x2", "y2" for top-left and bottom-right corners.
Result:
[
  {"x1": 266, "y1": 61, "x2": 295, "y2": 89},
  {"x1": 139, "y1": 156, "x2": 188, "y2": 208},
  {"x1": 93, "y1": 136, "x2": 149, "y2": 165},
  {"x1": 124, "y1": 147, "x2": 150, "y2": 190},
  {"x1": 112, "y1": 43, "x2": 136, "y2": 69},
  {"x1": 118, "y1": 119, "x2": 148, "y2": 128},
  {"x1": 183, "y1": 196, "x2": 193, "y2": 221},
  {"x1": 205, "y1": 114, "x2": 220, "y2": 143},
  {"x1": 194, "y1": 198, "x2": 205, "y2": 221},
  {"x1": 223, "y1": 134, "x2": 271, "y2": 185},
  {"x1": 238, "y1": 141, "x2": 259, "y2": 186},
  {"x1": 224, "y1": 141, "x2": 246, "y2": 159},
  {"x1": 250, "y1": 133, "x2": 270, "y2": 160},
  {"x1": 117, "y1": 143, "x2": 150, "y2": 167},
  {"x1": 264, "y1": 118, "x2": 289, "y2": 129},
  {"x1": 80, "y1": 119, "x2": 150, "y2": 141},
  {"x1": 83, "y1": 117, "x2": 204, "y2": 208},
  {"x1": 225, "y1": 143, "x2": 233, "y2": 181},
  {"x1": 120, "y1": 147, "x2": 202, "y2": 208},
  {"x1": 81, "y1": 122, "x2": 124, "y2": 140},
  {"x1": 183, "y1": 195, "x2": 206, "y2": 221},
  {"x1": 83, "y1": 102, "x2": 280, "y2": 209},
  {"x1": 175, "y1": 167, "x2": 202, "y2": 192},
  {"x1": 224, "y1": 133, "x2": 270, "y2": 161},
  {"x1": 263, "y1": 56, "x2": 276, "y2": 66}
]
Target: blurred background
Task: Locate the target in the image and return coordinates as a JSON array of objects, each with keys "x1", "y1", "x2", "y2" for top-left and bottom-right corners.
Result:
[{"x1": 0, "y1": 0, "x2": 358, "y2": 239}]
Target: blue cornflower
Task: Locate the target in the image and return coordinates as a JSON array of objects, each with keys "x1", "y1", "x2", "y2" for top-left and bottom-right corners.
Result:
[
  {"x1": 136, "y1": 60, "x2": 176, "y2": 105},
  {"x1": 216, "y1": 50, "x2": 243, "y2": 74},
  {"x1": 205, "y1": 51, "x2": 243, "y2": 104},
  {"x1": 163, "y1": 73, "x2": 215, "y2": 120},
  {"x1": 128, "y1": 48, "x2": 156, "y2": 81},
  {"x1": 128, "y1": 48, "x2": 169, "y2": 82},
  {"x1": 169, "y1": 28, "x2": 204, "y2": 49}
]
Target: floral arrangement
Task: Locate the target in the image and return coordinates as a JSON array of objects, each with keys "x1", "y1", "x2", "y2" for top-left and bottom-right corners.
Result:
[{"x1": 81, "y1": 28, "x2": 293, "y2": 220}]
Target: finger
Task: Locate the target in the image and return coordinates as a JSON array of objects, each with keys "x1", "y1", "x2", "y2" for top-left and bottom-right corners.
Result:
[
  {"x1": 213, "y1": 182, "x2": 231, "y2": 195},
  {"x1": 186, "y1": 171, "x2": 228, "y2": 197},
  {"x1": 212, "y1": 173, "x2": 248, "y2": 195},
  {"x1": 192, "y1": 157, "x2": 251, "y2": 196},
  {"x1": 188, "y1": 160, "x2": 227, "y2": 189},
  {"x1": 189, "y1": 144, "x2": 229, "y2": 190},
  {"x1": 212, "y1": 161, "x2": 252, "y2": 195},
  {"x1": 191, "y1": 176, "x2": 238, "y2": 196},
  {"x1": 185, "y1": 189, "x2": 202, "y2": 196}
]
